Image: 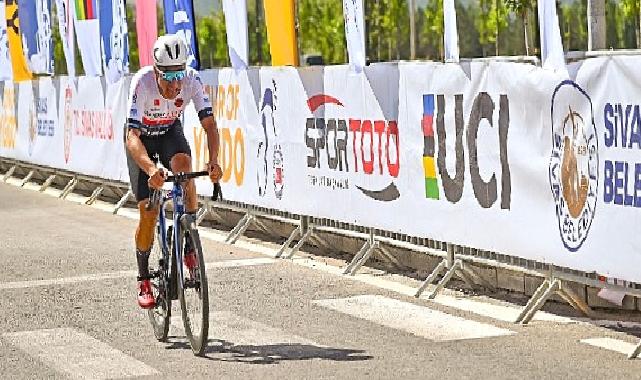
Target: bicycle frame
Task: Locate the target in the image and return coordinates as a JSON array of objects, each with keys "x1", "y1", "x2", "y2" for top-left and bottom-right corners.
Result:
[{"x1": 156, "y1": 180, "x2": 187, "y2": 297}]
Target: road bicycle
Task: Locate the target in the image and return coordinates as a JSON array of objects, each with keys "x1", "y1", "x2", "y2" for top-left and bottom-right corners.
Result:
[{"x1": 146, "y1": 170, "x2": 221, "y2": 356}]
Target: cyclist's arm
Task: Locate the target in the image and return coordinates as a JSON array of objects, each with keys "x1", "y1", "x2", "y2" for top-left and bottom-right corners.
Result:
[{"x1": 201, "y1": 116, "x2": 219, "y2": 166}]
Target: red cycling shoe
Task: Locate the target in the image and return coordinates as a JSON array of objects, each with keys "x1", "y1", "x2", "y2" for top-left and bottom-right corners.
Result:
[{"x1": 137, "y1": 280, "x2": 155, "y2": 309}]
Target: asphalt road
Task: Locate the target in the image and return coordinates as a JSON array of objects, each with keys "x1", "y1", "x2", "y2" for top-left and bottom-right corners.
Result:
[{"x1": 1, "y1": 181, "x2": 641, "y2": 380}]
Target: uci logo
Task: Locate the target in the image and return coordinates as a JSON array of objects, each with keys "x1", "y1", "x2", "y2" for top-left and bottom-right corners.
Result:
[{"x1": 549, "y1": 80, "x2": 599, "y2": 252}]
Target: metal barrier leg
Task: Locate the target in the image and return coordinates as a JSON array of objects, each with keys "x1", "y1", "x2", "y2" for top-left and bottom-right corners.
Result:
[
  {"x1": 515, "y1": 280, "x2": 550, "y2": 324},
  {"x1": 226, "y1": 213, "x2": 255, "y2": 244},
  {"x1": 520, "y1": 279, "x2": 560, "y2": 325},
  {"x1": 196, "y1": 204, "x2": 210, "y2": 226},
  {"x1": 283, "y1": 227, "x2": 314, "y2": 259},
  {"x1": 224, "y1": 213, "x2": 250, "y2": 243},
  {"x1": 113, "y1": 190, "x2": 133, "y2": 215},
  {"x1": 557, "y1": 285, "x2": 592, "y2": 317},
  {"x1": 19, "y1": 170, "x2": 35, "y2": 187},
  {"x1": 628, "y1": 341, "x2": 641, "y2": 359},
  {"x1": 59, "y1": 177, "x2": 78, "y2": 199},
  {"x1": 415, "y1": 259, "x2": 448, "y2": 298},
  {"x1": 39, "y1": 174, "x2": 57, "y2": 192},
  {"x1": 85, "y1": 185, "x2": 104, "y2": 205},
  {"x1": 377, "y1": 245, "x2": 405, "y2": 272},
  {"x1": 3, "y1": 165, "x2": 17, "y2": 182},
  {"x1": 276, "y1": 226, "x2": 301, "y2": 258},
  {"x1": 343, "y1": 241, "x2": 371, "y2": 275},
  {"x1": 427, "y1": 259, "x2": 463, "y2": 299},
  {"x1": 346, "y1": 241, "x2": 380, "y2": 276}
]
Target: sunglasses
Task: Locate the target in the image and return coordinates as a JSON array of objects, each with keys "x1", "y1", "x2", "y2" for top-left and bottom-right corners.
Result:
[{"x1": 159, "y1": 70, "x2": 186, "y2": 82}]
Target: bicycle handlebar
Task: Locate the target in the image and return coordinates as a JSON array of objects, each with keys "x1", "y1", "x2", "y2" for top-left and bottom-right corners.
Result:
[{"x1": 145, "y1": 171, "x2": 223, "y2": 211}]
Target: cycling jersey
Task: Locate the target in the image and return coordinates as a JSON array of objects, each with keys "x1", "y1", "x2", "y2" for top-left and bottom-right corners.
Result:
[{"x1": 126, "y1": 66, "x2": 213, "y2": 136}]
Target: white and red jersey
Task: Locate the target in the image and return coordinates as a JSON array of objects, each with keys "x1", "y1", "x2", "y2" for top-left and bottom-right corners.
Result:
[{"x1": 126, "y1": 66, "x2": 213, "y2": 136}]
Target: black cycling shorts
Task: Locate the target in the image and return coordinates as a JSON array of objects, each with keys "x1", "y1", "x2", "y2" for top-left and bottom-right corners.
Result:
[{"x1": 124, "y1": 121, "x2": 192, "y2": 202}]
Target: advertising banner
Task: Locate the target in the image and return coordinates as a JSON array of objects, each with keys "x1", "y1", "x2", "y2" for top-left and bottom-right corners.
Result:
[
  {"x1": 5, "y1": 0, "x2": 32, "y2": 81},
  {"x1": 222, "y1": 0, "x2": 248, "y2": 70},
  {"x1": 0, "y1": 80, "x2": 18, "y2": 157},
  {"x1": 74, "y1": 0, "x2": 102, "y2": 76},
  {"x1": 343, "y1": 0, "x2": 365, "y2": 72},
  {"x1": 135, "y1": 0, "x2": 157, "y2": 68},
  {"x1": 0, "y1": 0, "x2": 13, "y2": 80},
  {"x1": 54, "y1": 0, "x2": 75, "y2": 77},
  {"x1": 99, "y1": 0, "x2": 129, "y2": 83},
  {"x1": 18, "y1": 0, "x2": 53, "y2": 74},
  {"x1": 163, "y1": 0, "x2": 199, "y2": 69}
]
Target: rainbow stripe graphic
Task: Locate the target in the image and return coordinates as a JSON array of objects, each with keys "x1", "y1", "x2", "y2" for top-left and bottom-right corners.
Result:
[
  {"x1": 75, "y1": 0, "x2": 97, "y2": 20},
  {"x1": 422, "y1": 94, "x2": 439, "y2": 199}
]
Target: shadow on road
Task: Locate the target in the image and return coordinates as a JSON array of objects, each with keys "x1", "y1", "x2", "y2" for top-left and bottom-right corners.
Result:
[{"x1": 165, "y1": 337, "x2": 373, "y2": 364}]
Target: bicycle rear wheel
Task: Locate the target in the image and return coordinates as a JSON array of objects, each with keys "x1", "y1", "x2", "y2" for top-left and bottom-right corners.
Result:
[
  {"x1": 178, "y1": 215, "x2": 209, "y2": 356},
  {"x1": 147, "y1": 224, "x2": 171, "y2": 341}
]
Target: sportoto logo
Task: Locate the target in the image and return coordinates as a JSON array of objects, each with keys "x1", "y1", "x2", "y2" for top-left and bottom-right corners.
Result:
[
  {"x1": 63, "y1": 86, "x2": 73, "y2": 163},
  {"x1": 305, "y1": 94, "x2": 400, "y2": 202},
  {"x1": 549, "y1": 80, "x2": 598, "y2": 252}
]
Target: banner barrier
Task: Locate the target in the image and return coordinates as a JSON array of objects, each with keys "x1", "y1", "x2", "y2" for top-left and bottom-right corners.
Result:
[{"x1": 2, "y1": 57, "x2": 641, "y2": 283}]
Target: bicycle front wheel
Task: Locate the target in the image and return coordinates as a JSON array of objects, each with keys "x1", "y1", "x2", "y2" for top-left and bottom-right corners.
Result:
[
  {"x1": 148, "y1": 225, "x2": 171, "y2": 341},
  {"x1": 178, "y1": 215, "x2": 209, "y2": 356}
]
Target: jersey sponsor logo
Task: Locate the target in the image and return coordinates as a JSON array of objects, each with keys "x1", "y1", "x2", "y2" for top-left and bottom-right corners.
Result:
[{"x1": 174, "y1": 97, "x2": 184, "y2": 107}]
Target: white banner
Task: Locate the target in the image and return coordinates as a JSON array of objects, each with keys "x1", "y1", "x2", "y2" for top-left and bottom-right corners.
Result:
[
  {"x1": 0, "y1": 81, "x2": 18, "y2": 158},
  {"x1": 343, "y1": 0, "x2": 365, "y2": 73},
  {"x1": 443, "y1": 0, "x2": 459, "y2": 62},
  {"x1": 58, "y1": 76, "x2": 127, "y2": 180},
  {"x1": 538, "y1": 0, "x2": 567, "y2": 76},
  {"x1": 5, "y1": 56, "x2": 641, "y2": 283},
  {"x1": 74, "y1": 1, "x2": 102, "y2": 76},
  {"x1": 222, "y1": 0, "x2": 248, "y2": 70},
  {"x1": 0, "y1": 0, "x2": 13, "y2": 80},
  {"x1": 55, "y1": 0, "x2": 75, "y2": 77}
]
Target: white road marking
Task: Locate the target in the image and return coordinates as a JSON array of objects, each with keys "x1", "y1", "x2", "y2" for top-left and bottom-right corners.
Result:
[
  {"x1": 0, "y1": 258, "x2": 276, "y2": 290},
  {"x1": 580, "y1": 338, "x2": 637, "y2": 356},
  {"x1": 171, "y1": 311, "x2": 319, "y2": 346},
  {"x1": 3, "y1": 328, "x2": 158, "y2": 379},
  {"x1": 313, "y1": 295, "x2": 515, "y2": 341}
]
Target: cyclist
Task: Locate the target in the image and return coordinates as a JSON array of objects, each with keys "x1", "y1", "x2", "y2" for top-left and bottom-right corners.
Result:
[{"x1": 124, "y1": 34, "x2": 222, "y2": 309}]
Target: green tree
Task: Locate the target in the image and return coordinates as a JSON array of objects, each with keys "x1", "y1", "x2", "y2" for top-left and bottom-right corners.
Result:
[
  {"x1": 298, "y1": 0, "x2": 346, "y2": 64},
  {"x1": 476, "y1": 0, "x2": 509, "y2": 56},
  {"x1": 505, "y1": 0, "x2": 535, "y2": 55}
]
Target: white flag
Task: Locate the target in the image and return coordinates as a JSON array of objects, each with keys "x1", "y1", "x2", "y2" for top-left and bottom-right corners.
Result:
[
  {"x1": 73, "y1": 0, "x2": 102, "y2": 76},
  {"x1": 222, "y1": 0, "x2": 248, "y2": 70},
  {"x1": 55, "y1": 0, "x2": 75, "y2": 77},
  {"x1": 0, "y1": 0, "x2": 13, "y2": 80},
  {"x1": 443, "y1": 0, "x2": 459, "y2": 62},
  {"x1": 538, "y1": 0, "x2": 568, "y2": 76},
  {"x1": 343, "y1": 0, "x2": 366, "y2": 72}
]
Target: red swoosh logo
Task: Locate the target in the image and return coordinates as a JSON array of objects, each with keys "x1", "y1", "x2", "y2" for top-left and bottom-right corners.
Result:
[{"x1": 307, "y1": 95, "x2": 343, "y2": 112}]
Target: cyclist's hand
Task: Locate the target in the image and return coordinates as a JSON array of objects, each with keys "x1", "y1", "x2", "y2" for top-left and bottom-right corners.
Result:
[
  {"x1": 207, "y1": 161, "x2": 222, "y2": 183},
  {"x1": 148, "y1": 167, "x2": 165, "y2": 190}
]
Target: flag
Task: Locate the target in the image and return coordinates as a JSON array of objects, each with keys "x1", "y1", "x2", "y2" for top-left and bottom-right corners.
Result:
[
  {"x1": 222, "y1": 0, "x2": 248, "y2": 69},
  {"x1": 538, "y1": 0, "x2": 567, "y2": 76},
  {"x1": 4, "y1": 0, "x2": 31, "y2": 81},
  {"x1": 263, "y1": 0, "x2": 298, "y2": 66},
  {"x1": 163, "y1": 0, "x2": 199, "y2": 69},
  {"x1": 100, "y1": 0, "x2": 129, "y2": 83},
  {"x1": 0, "y1": 0, "x2": 13, "y2": 80},
  {"x1": 55, "y1": 0, "x2": 75, "y2": 77},
  {"x1": 18, "y1": 0, "x2": 53, "y2": 74},
  {"x1": 443, "y1": 0, "x2": 459, "y2": 62},
  {"x1": 342, "y1": 0, "x2": 365, "y2": 72},
  {"x1": 73, "y1": 0, "x2": 102, "y2": 76},
  {"x1": 135, "y1": 0, "x2": 156, "y2": 67}
]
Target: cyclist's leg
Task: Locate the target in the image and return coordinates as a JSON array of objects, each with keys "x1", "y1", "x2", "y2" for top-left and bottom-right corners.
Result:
[
  {"x1": 125, "y1": 130, "x2": 160, "y2": 278},
  {"x1": 160, "y1": 121, "x2": 196, "y2": 213}
]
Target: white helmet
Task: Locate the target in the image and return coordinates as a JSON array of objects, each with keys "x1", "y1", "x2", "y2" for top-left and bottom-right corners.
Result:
[{"x1": 152, "y1": 34, "x2": 187, "y2": 68}]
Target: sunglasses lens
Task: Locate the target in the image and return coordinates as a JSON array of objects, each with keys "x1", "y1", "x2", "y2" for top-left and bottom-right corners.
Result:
[{"x1": 162, "y1": 70, "x2": 186, "y2": 81}]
